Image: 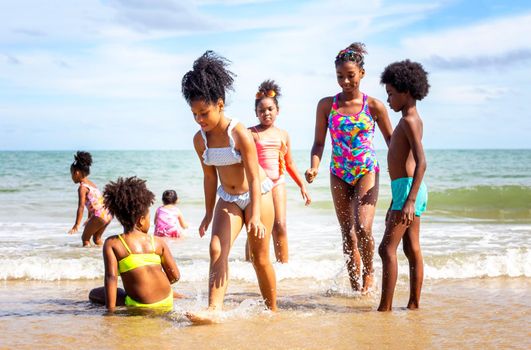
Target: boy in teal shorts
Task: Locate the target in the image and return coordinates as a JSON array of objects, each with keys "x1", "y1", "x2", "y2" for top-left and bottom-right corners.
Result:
[{"x1": 377, "y1": 60, "x2": 429, "y2": 311}]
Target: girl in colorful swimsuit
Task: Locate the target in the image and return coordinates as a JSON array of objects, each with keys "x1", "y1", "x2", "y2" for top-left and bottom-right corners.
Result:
[
  {"x1": 181, "y1": 51, "x2": 277, "y2": 324},
  {"x1": 306, "y1": 43, "x2": 393, "y2": 293},
  {"x1": 246, "y1": 80, "x2": 311, "y2": 263},
  {"x1": 69, "y1": 151, "x2": 112, "y2": 247},
  {"x1": 89, "y1": 176, "x2": 180, "y2": 312},
  {"x1": 154, "y1": 190, "x2": 188, "y2": 238}
]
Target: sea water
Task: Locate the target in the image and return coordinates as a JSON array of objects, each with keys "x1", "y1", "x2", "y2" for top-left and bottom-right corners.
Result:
[{"x1": 0, "y1": 149, "x2": 530, "y2": 283}]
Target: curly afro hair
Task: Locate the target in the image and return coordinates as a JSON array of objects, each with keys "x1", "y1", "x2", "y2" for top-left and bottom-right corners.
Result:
[
  {"x1": 380, "y1": 59, "x2": 430, "y2": 100},
  {"x1": 335, "y1": 42, "x2": 367, "y2": 68},
  {"x1": 255, "y1": 79, "x2": 281, "y2": 109},
  {"x1": 71, "y1": 151, "x2": 93, "y2": 176},
  {"x1": 181, "y1": 50, "x2": 235, "y2": 105},
  {"x1": 103, "y1": 176, "x2": 155, "y2": 232}
]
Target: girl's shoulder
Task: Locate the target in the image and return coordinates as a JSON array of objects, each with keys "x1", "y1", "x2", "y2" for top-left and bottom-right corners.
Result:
[
  {"x1": 366, "y1": 95, "x2": 384, "y2": 109},
  {"x1": 366, "y1": 95, "x2": 386, "y2": 119},
  {"x1": 317, "y1": 96, "x2": 335, "y2": 115}
]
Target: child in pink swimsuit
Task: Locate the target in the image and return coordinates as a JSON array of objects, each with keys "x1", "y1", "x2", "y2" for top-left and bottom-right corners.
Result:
[
  {"x1": 154, "y1": 190, "x2": 188, "y2": 238},
  {"x1": 69, "y1": 151, "x2": 112, "y2": 247},
  {"x1": 247, "y1": 80, "x2": 311, "y2": 263}
]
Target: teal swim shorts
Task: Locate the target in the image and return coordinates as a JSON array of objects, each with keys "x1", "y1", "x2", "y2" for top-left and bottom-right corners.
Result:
[{"x1": 390, "y1": 177, "x2": 428, "y2": 216}]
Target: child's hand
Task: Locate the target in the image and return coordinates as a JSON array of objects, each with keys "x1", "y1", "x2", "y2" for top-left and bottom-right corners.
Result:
[
  {"x1": 199, "y1": 215, "x2": 212, "y2": 237},
  {"x1": 305, "y1": 168, "x2": 318, "y2": 183},
  {"x1": 247, "y1": 216, "x2": 266, "y2": 239},
  {"x1": 68, "y1": 225, "x2": 79, "y2": 234},
  {"x1": 300, "y1": 186, "x2": 312, "y2": 206},
  {"x1": 401, "y1": 199, "x2": 415, "y2": 226}
]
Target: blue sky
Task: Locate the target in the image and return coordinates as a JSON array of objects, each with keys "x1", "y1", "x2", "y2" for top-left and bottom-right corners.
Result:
[{"x1": 1, "y1": 0, "x2": 530, "y2": 150}]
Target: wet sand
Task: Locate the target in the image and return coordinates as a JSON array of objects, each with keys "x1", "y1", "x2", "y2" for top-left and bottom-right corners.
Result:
[{"x1": 0, "y1": 277, "x2": 529, "y2": 349}]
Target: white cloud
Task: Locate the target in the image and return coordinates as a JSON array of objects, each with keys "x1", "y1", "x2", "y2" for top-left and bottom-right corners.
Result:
[{"x1": 402, "y1": 12, "x2": 531, "y2": 62}]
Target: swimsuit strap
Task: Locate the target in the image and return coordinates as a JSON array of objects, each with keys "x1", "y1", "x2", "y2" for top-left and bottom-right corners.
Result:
[
  {"x1": 227, "y1": 119, "x2": 238, "y2": 148},
  {"x1": 200, "y1": 129, "x2": 209, "y2": 150},
  {"x1": 331, "y1": 93, "x2": 340, "y2": 111},
  {"x1": 150, "y1": 234, "x2": 156, "y2": 253},
  {"x1": 252, "y1": 126, "x2": 261, "y2": 140},
  {"x1": 118, "y1": 234, "x2": 132, "y2": 254}
]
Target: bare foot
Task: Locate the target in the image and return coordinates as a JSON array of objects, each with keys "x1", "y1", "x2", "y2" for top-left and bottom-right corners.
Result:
[
  {"x1": 185, "y1": 310, "x2": 222, "y2": 325},
  {"x1": 406, "y1": 301, "x2": 419, "y2": 310},
  {"x1": 361, "y1": 273, "x2": 374, "y2": 295}
]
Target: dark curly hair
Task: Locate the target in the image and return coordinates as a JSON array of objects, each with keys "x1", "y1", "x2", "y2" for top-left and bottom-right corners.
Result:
[
  {"x1": 181, "y1": 50, "x2": 235, "y2": 105},
  {"x1": 103, "y1": 176, "x2": 155, "y2": 232},
  {"x1": 70, "y1": 151, "x2": 92, "y2": 176},
  {"x1": 380, "y1": 59, "x2": 430, "y2": 100},
  {"x1": 335, "y1": 42, "x2": 367, "y2": 68},
  {"x1": 162, "y1": 189, "x2": 178, "y2": 205},
  {"x1": 255, "y1": 79, "x2": 281, "y2": 109}
]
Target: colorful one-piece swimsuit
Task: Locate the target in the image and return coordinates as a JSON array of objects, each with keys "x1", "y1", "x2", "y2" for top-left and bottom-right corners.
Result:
[
  {"x1": 328, "y1": 93, "x2": 379, "y2": 185},
  {"x1": 81, "y1": 183, "x2": 112, "y2": 224}
]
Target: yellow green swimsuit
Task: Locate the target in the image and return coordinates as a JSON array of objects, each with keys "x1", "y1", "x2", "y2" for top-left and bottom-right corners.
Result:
[{"x1": 117, "y1": 234, "x2": 173, "y2": 310}]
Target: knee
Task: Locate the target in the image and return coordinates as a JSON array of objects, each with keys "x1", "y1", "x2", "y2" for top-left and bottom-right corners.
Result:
[
  {"x1": 209, "y1": 240, "x2": 223, "y2": 260},
  {"x1": 356, "y1": 223, "x2": 373, "y2": 240},
  {"x1": 403, "y1": 244, "x2": 421, "y2": 260},
  {"x1": 378, "y1": 243, "x2": 394, "y2": 262},
  {"x1": 273, "y1": 221, "x2": 287, "y2": 236},
  {"x1": 251, "y1": 250, "x2": 271, "y2": 269}
]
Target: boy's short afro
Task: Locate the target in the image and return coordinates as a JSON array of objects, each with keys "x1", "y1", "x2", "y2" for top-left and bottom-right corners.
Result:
[{"x1": 380, "y1": 59, "x2": 430, "y2": 100}]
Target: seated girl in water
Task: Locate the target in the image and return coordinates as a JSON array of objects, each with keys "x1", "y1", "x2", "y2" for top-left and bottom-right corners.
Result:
[
  {"x1": 89, "y1": 176, "x2": 181, "y2": 312},
  {"x1": 154, "y1": 189, "x2": 189, "y2": 238},
  {"x1": 69, "y1": 151, "x2": 112, "y2": 247}
]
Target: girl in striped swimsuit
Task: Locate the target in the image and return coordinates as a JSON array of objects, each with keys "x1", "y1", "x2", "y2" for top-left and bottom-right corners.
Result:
[{"x1": 306, "y1": 43, "x2": 393, "y2": 293}]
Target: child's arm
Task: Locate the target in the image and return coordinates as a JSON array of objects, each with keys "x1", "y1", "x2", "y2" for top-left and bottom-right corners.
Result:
[
  {"x1": 283, "y1": 131, "x2": 311, "y2": 205},
  {"x1": 193, "y1": 132, "x2": 217, "y2": 237},
  {"x1": 369, "y1": 98, "x2": 393, "y2": 147},
  {"x1": 159, "y1": 237, "x2": 180, "y2": 284},
  {"x1": 103, "y1": 238, "x2": 119, "y2": 311},
  {"x1": 306, "y1": 97, "x2": 332, "y2": 183},
  {"x1": 153, "y1": 208, "x2": 158, "y2": 227},
  {"x1": 401, "y1": 117, "x2": 427, "y2": 225},
  {"x1": 235, "y1": 125, "x2": 265, "y2": 239},
  {"x1": 177, "y1": 209, "x2": 189, "y2": 229},
  {"x1": 69, "y1": 185, "x2": 88, "y2": 234}
]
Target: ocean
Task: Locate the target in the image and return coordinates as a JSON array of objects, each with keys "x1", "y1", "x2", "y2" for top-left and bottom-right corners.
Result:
[{"x1": 0, "y1": 150, "x2": 530, "y2": 349}]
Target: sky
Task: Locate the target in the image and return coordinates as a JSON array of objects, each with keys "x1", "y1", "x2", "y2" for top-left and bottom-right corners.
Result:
[{"x1": 1, "y1": 0, "x2": 531, "y2": 150}]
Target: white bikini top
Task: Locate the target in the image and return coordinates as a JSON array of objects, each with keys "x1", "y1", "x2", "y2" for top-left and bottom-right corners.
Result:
[{"x1": 201, "y1": 119, "x2": 242, "y2": 166}]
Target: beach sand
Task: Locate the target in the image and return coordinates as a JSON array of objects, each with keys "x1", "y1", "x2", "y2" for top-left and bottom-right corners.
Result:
[{"x1": 1, "y1": 277, "x2": 528, "y2": 349}]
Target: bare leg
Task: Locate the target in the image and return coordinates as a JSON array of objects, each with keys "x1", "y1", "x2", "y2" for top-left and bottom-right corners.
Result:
[
  {"x1": 92, "y1": 222, "x2": 109, "y2": 246},
  {"x1": 81, "y1": 217, "x2": 107, "y2": 247},
  {"x1": 353, "y1": 173, "x2": 378, "y2": 293},
  {"x1": 377, "y1": 211, "x2": 408, "y2": 311},
  {"x1": 402, "y1": 216, "x2": 423, "y2": 309},
  {"x1": 246, "y1": 191, "x2": 277, "y2": 310},
  {"x1": 330, "y1": 174, "x2": 360, "y2": 291},
  {"x1": 206, "y1": 200, "x2": 244, "y2": 310},
  {"x1": 271, "y1": 183, "x2": 288, "y2": 263},
  {"x1": 89, "y1": 286, "x2": 126, "y2": 306}
]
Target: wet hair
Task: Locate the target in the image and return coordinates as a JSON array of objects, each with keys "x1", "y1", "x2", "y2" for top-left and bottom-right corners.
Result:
[
  {"x1": 181, "y1": 50, "x2": 235, "y2": 105},
  {"x1": 162, "y1": 190, "x2": 178, "y2": 205},
  {"x1": 380, "y1": 59, "x2": 430, "y2": 100},
  {"x1": 70, "y1": 151, "x2": 92, "y2": 176},
  {"x1": 103, "y1": 176, "x2": 155, "y2": 232},
  {"x1": 255, "y1": 79, "x2": 281, "y2": 109},
  {"x1": 335, "y1": 42, "x2": 367, "y2": 69}
]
